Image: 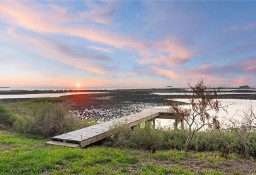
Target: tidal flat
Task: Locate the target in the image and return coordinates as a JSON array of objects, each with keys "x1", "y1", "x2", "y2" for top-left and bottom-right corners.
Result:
[{"x1": 1, "y1": 89, "x2": 256, "y2": 123}]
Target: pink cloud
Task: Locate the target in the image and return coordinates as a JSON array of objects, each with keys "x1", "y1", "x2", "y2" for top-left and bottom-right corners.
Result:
[
  {"x1": 193, "y1": 58, "x2": 256, "y2": 76},
  {"x1": 243, "y1": 59, "x2": 256, "y2": 73},
  {"x1": 79, "y1": 0, "x2": 118, "y2": 24},
  {"x1": 150, "y1": 61, "x2": 254, "y2": 87},
  {"x1": 151, "y1": 67, "x2": 180, "y2": 79},
  {"x1": 88, "y1": 46, "x2": 112, "y2": 53},
  {"x1": 7, "y1": 28, "x2": 111, "y2": 75},
  {"x1": 137, "y1": 37, "x2": 193, "y2": 66},
  {"x1": 231, "y1": 77, "x2": 248, "y2": 86},
  {"x1": 0, "y1": 1, "x2": 137, "y2": 48},
  {"x1": 0, "y1": 72, "x2": 72, "y2": 87},
  {"x1": 0, "y1": 1, "x2": 193, "y2": 68}
]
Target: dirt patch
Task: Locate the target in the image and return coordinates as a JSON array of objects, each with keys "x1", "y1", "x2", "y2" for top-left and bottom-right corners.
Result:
[
  {"x1": 0, "y1": 125, "x2": 8, "y2": 130},
  {"x1": 142, "y1": 158, "x2": 256, "y2": 174},
  {"x1": 0, "y1": 144, "x2": 16, "y2": 152}
]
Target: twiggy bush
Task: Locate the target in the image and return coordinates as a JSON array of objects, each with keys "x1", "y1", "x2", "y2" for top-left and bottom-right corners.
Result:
[
  {"x1": 228, "y1": 105, "x2": 256, "y2": 157},
  {"x1": 169, "y1": 80, "x2": 225, "y2": 152}
]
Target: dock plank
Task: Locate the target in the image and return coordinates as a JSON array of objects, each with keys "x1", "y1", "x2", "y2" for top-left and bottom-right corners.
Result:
[{"x1": 46, "y1": 141, "x2": 79, "y2": 148}]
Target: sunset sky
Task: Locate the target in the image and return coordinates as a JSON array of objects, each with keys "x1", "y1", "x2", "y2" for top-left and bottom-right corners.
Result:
[{"x1": 0, "y1": 1, "x2": 256, "y2": 88}]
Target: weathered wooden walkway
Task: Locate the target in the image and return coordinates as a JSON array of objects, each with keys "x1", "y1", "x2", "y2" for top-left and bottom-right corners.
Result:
[{"x1": 46, "y1": 107, "x2": 179, "y2": 148}]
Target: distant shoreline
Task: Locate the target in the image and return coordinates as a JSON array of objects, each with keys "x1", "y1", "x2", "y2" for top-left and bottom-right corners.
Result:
[
  {"x1": 0, "y1": 87, "x2": 255, "y2": 95},
  {"x1": 0, "y1": 89, "x2": 107, "y2": 95}
]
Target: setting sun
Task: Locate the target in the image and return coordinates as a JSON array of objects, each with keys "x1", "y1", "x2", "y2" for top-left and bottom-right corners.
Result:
[{"x1": 76, "y1": 83, "x2": 81, "y2": 88}]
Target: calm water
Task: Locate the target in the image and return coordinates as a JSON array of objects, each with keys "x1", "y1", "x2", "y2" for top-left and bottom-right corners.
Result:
[
  {"x1": 0, "y1": 92, "x2": 107, "y2": 99},
  {"x1": 0, "y1": 86, "x2": 161, "y2": 91},
  {"x1": 153, "y1": 92, "x2": 256, "y2": 96},
  {"x1": 156, "y1": 99, "x2": 256, "y2": 129}
]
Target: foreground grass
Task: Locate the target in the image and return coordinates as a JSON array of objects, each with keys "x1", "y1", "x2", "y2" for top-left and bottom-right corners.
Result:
[{"x1": 0, "y1": 131, "x2": 250, "y2": 175}]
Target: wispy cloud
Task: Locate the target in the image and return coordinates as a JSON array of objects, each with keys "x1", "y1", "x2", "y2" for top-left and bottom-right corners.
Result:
[
  {"x1": 222, "y1": 22, "x2": 256, "y2": 31},
  {"x1": 150, "y1": 57, "x2": 256, "y2": 87},
  {"x1": 87, "y1": 46, "x2": 112, "y2": 53},
  {"x1": 80, "y1": 0, "x2": 118, "y2": 24},
  {"x1": 193, "y1": 58, "x2": 256, "y2": 76},
  {"x1": 151, "y1": 67, "x2": 179, "y2": 79},
  {"x1": 0, "y1": 1, "x2": 193, "y2": 68},
  {"x1": 0, "y1": 1, "x2": 133, "y2": 48},
  {"x1": 137, "y1": 37, "x2": 193, "y2": 67},
  {"x1": 7, "y1": 28, "x2": 112, "y2": 74},
  {"x1": 1, "y1": 1, "x2": 254, "y2": 88}
]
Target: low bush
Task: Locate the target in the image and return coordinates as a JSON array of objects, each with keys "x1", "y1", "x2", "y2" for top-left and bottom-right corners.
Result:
[
  {"x1": 0, "y1": 100, "x2": 89, "y2": 137},
  {"x1": 12, "y1": 101, "x2": 89, "y2": 137},
  {"x1": 109, "y1": 122, "x2": 164, "y2": 150},
  {"x1": 0, "y1": 105, "x2": 16, "y2": 127}
]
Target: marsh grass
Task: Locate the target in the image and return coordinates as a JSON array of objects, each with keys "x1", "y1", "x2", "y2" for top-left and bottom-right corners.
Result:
[{"x1": 108, "y1": 124, "x2": 256, "y2": 157}]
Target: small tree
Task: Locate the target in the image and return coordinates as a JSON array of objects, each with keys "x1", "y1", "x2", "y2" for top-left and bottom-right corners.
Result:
[{"x1": 170, "y1": 80, "x2": 224, "y2": 152}]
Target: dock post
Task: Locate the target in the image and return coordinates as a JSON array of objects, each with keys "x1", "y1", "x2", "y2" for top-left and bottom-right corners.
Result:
[
  {"x1": 152, "y1": 119, "x2": 156, "y2": 129},
  {"x1": 174, "y1": 119, "x2": 178, "y2": 130},
  {"x1": 181, "y1": 119, "x2": 185, "y2": 130}
]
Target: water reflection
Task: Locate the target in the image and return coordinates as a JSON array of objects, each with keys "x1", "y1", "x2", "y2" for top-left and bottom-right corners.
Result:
[
  {"x1": 0, "y1": 92, "x2": 106, "y2": 99},
  {"x1": 156, "y1": 99, "x2": 256, "y2": 130}
]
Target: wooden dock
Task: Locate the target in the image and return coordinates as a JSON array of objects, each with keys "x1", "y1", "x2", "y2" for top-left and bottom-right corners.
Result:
[{"x1": 46, "y1": 107, "x2": 179, "y2": 148}]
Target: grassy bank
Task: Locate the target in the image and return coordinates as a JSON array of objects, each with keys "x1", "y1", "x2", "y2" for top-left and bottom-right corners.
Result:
[{"x1": 1, "y1": 130, "x2": 255, "y2": 175}]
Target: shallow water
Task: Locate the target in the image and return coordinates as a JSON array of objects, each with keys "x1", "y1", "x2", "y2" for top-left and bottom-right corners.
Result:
[
  {"x1": 153, "y1": 92, "x2": 256, "y2": 96},
  {"x1": 155, "y1": 99, "x2": 256, "y2": 129},
  {"x1": 0, "y1": 92, "x2": 106, "y2": 99}
]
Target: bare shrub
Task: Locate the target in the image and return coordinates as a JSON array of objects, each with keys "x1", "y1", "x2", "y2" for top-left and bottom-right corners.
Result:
[
  {"x1": 169, "y1": 80, "x2": 225, "y2": 152},
  {"x1": 228, "y1": 104, "x2": 256, "y2": 157}
]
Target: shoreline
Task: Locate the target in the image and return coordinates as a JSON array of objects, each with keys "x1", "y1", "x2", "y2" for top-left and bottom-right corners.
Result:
[
  {"x1": 1, "y1": 92, "x2": 256, "y2": 122},
  {"x1": 0, "y1": 89, "x2": 107, "y2": 95},
  {"x1": 1, "y1": 91, "x2": 256, "y2": 100},
  {"x1": 0, "y1": 87, "x2": 255, "y2": 95}
]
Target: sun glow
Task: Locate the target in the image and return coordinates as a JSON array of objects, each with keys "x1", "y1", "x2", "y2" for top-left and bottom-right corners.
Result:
[{"x1": 76, "y1": 83, "x2": 81, "y2": 88}]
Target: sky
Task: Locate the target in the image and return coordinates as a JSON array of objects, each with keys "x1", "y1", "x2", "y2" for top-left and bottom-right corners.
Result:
[{"x1": 0, "y1": 1, "x2": 256, "y2": 88}]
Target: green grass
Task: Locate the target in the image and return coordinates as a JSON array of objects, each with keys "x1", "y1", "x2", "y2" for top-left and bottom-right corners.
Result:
[
  {"x1": 0, "y1": 131, "x2": 137, "y2": 175},
  {"x1": 0, "y1": 130, "x2": 243, "y2": 175},
  {"x1": 148, "y1": 150, "x2": 187, "y2": 162}
]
